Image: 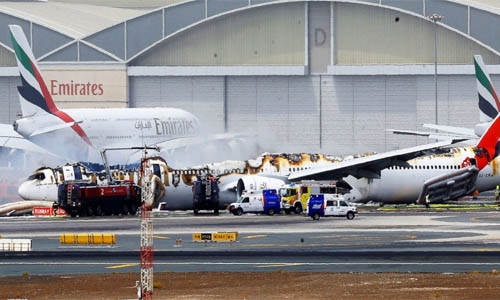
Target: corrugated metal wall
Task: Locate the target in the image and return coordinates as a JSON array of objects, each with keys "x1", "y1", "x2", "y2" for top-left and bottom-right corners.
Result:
[
  {"x1": 129, "y1": 76, "x2": 225, "y2": 133},
  {"x1": 335, "y1": 2, "x2": 500, "y2": 65},
  {"x1": 0, "y1": 46, "x2": 15, "y2": 67},
  {"x1": 131, "y1": 3, "x2": 305, "y2": 66},
  {"x1": 0, "y1": 77, "x2": 21, "y2": 124},
  {"x1": 130, "y1": 73, "x2": 484, "y2": 155}
]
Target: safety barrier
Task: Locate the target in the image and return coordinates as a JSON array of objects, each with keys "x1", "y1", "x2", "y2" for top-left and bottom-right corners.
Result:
[
  {"x1": 60, "y1": 233, "x2": 116, "y2": 245},
  {"x1": 0, "y1": 239, "x2": 32, "y2": 251},
  {"x1": 192, "y1": 232, "x2": 238, "y2": 242}
]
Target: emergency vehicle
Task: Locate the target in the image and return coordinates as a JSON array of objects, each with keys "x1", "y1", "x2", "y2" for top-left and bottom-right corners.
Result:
[
  {"x1": 307, "y1": 194, "x2": 358, "y2": 220},
  {"x1": 279, "y1": 181, "x2": 341, "y2": 214},
  {"x1": 228, "y1": 189, "x2": 281, "y2": 216}
]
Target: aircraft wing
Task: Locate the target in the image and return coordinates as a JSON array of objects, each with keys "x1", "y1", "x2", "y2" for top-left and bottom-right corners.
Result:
[
  {"x1": 0, "y1": 123, "x2": 54, "y2": 154},
  {"x1": 422, "y1": 124, "x2": 476, "y2": 137},
  {"x1": 288, "y1": 140, "x2": 464, "y2": 181},
  {"x1": 388, "y1": 125, "x2": 477, "y2": 141}
]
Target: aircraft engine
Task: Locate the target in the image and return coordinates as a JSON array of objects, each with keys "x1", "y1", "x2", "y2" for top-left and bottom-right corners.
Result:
[{"x1": 236, "y1": 175, "x2": 288, "y2": 198}]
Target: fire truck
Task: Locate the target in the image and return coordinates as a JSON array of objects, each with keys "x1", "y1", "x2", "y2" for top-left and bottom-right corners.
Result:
[
  {"x1": 279, "y1": 181, "x2": 346, "y2": 214},
  {"x1": 192, "y1": 174, "x2": 220, "y2": 215},
  {"x1": 57, "y1": 181, "x2": 141, "y2": 217}
]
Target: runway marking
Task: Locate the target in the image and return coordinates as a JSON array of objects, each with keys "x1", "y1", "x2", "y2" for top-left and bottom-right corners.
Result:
[
  {"x1": 476, "y1": 248, "x2": 500, "y2": 252},
  {"x1": 153, "y1": 235, "x2": 169, "y2": 239},
  {"x1": 256, "y1": 263, "x2": 306, "y2": 268},
  {"x1": 106, "y1": 264, "x2": 138, "y2": 269},
  {"x1": 243, "y1": 235, "x2": 267, "y2": 239}
]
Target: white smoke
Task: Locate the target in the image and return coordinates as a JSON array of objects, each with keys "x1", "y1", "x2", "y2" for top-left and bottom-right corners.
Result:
[{"x1": 0, "y1": 148, "x2": 65, "y2": 204}]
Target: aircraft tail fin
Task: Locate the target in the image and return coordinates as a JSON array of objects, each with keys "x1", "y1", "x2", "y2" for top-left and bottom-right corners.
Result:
[
  {"x1": 465, "y1": 108, "x2": 500, "y2": 170},
  {"x1": 9, "y1": 24, "x2": 59, "y2": 117},
  {"x1": 474, "y1": 55, "x2": 500, "y2": 123}
]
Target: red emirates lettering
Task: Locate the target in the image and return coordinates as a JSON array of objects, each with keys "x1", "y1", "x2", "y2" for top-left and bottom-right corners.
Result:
[{"x1": 50, "y1": 80, "x2": 104, "y2": 96}]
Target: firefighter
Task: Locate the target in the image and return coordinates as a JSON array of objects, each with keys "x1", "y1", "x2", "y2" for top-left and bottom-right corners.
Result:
[{"x1": 52, "y1": 201, "x2": 58, "y2": 216}]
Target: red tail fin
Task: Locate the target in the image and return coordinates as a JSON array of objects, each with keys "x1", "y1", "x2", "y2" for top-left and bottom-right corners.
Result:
[{"x1": 469, "y1": 113, "x2": 500, "y2": 169}]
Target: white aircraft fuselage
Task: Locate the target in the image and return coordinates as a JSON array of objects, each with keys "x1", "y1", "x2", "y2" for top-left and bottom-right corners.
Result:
[
  {"x1": 14, "y1": 107, "x2": 200, "y2": 162},
  {"x1": 17, "y1": 149, "x2": 500, "y2": 209},
  {"x1": 344, "y1": 147, "x2": 500, "y2": 204}
]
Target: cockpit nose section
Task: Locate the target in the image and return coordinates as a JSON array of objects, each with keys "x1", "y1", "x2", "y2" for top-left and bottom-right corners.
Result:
[
  {"x1": 18, "y1": 171, "x2": 58, "y2": 201},
  {"x1": 17, "y1": 181, "x2": 32, "y2": 200}
]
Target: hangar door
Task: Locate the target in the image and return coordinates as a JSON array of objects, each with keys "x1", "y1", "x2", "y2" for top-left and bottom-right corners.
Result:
[
  {"x1": 0, "y1": 77, "x2": 21, "y2": 124},
  {"x1": 129, "y1": 76, "x2": 225, "y2": 133}
]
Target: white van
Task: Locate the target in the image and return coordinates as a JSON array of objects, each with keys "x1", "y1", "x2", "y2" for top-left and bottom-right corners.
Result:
[{"x1": 307, "y1": 194, "x2": 358, "y2": 220}]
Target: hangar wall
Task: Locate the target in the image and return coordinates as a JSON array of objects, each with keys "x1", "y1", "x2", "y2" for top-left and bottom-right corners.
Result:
[
  {"x1": 335, "y1": 2, "x2": 500, "y2": 65},
  {"x1": 131, "y1": 3, "x2": 305, "y2": 66},
  {"x1": 130, "y1": 73, "x2": 478, "y2": 156},
  {"x1": 1, "y1": 0, "x2": 500, "y2": 157},
  {"x1": 0, "y1": 77, "x2": 21, "y2": 124}
]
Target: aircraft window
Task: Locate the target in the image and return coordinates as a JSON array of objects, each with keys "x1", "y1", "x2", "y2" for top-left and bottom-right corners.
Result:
[{"x1": 28, "y1": 173, "x2": 45, "y2": 181}]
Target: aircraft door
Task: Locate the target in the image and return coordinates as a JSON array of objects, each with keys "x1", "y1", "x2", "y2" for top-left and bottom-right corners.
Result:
[
  {"x1": 73, "y1": 166, "x2": 82, "y2": 180},
  {"x1": 152, "y1": 164, "x2": 161, "y2": 178}
]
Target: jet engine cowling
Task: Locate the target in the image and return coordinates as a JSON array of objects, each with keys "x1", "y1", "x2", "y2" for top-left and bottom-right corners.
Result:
[{"x1": 236, "y1": 175, "x2": 288, "y2": 198}]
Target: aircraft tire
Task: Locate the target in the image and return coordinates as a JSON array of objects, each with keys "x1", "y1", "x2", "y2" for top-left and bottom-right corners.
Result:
[
  {"x1": 121, "y1": 203, "x2": 129, "y2": 216},
  {"x1": 96, "y1": 205, "x2": 103, "y2": 216},
  {"x1": 87, "y1": 206, "x2": 94, "y2": 217},
  {"x1": 129, "y1": 204, "x2": 138, "y2": 215}
]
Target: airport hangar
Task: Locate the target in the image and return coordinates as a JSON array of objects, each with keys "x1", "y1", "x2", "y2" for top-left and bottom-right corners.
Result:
[{"x1": 0, "y1": 0, "x2": 500, "y2": 159}]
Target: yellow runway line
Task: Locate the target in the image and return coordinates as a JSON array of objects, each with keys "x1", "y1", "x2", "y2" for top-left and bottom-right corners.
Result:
[
  {"x1": 106, "y1": 264, "x2": 138, "y2": 269},
  {"x1": 243, "y1": 235, "x2": 267, "y2": 239}
]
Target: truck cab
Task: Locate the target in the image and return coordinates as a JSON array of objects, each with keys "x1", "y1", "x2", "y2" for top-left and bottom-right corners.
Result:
[
  {"x1": 229, "y1": 189, "x2": 281, "y2": 216},
  {"x1": 279, "y1": 181, "x2": 340, "y2": 214},
  {"x1": 307, "y1": 194, "x2": 358, "y2": 220}
]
